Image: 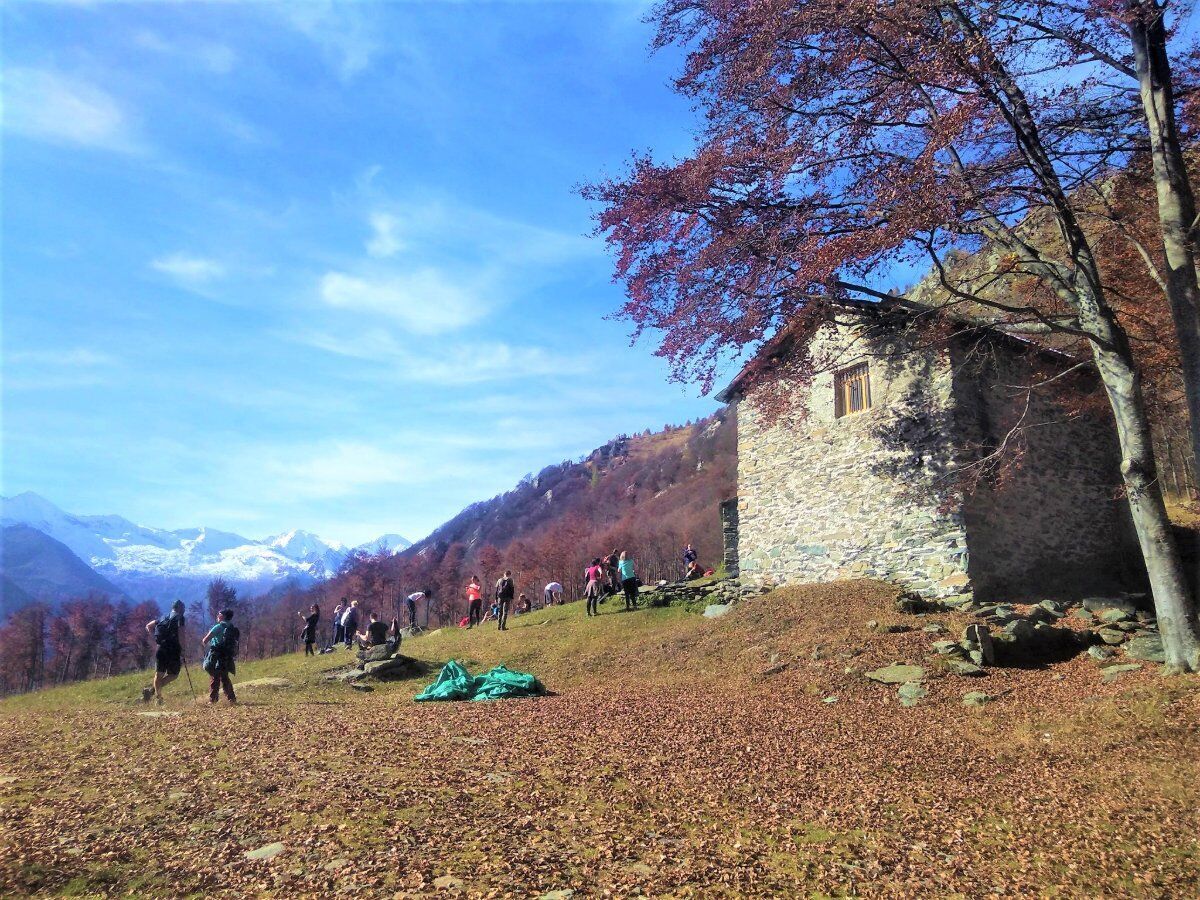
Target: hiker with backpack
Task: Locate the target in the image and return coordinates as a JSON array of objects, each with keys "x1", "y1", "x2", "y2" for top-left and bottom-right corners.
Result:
[
  {"x1": 584, "y1": 558, "x2": 605, "y2": 618},
  {"x1": 142, "y1": 600, "x2": 186, "y2": 705},
  {"x1": 200, "y1": 607, "x2": 240, "y2": 705},
  {"x1": 298, "y1": 604, "x2": 320, "y2": 656},
  {"x1": 494, "y1": 570, "x2": 515, "y2": 631}
]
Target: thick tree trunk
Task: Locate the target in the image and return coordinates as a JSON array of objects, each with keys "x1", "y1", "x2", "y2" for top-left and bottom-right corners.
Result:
[
  {"x1": 1129, "y1": 0, "x2": 1200, "y2": 480},
  {"x1": 1081, "y1": 303, "x2": 1200, "y2": 671}
]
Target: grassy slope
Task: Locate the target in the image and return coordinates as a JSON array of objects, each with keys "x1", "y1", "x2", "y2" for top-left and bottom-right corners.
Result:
[{"x1": 2, "y1": 582, "x2": 1199, "y2": 898}]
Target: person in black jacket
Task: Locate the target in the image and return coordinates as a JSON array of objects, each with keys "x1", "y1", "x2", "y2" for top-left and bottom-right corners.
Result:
[
  {"x1": 298, "y1": 604, "x2": 320, "y2": 656},
  {"x1": 494, "y1": 571, "x2": 515, "y2": 631},
  {"x1": 142, "y1": 600, "x2": 185, "y2": 705}
]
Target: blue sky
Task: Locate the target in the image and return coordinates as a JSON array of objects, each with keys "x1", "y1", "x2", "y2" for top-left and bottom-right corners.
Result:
[{"x1": 2, "y1": 0, "x2": 723, "y2": 545}]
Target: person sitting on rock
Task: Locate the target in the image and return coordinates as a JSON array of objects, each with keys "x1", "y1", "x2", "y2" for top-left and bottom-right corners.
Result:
[
  {"x1": 355, "y1": 613, "x2": 390, "y2": 649},
  {"x1": 685, "y1": 559, "x2": 705, "y2": 581}
]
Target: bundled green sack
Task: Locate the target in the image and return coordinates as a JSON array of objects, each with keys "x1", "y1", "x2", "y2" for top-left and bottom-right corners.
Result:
[{"x1": 414, "y1": 660, "x2": 545, "y2": 702}]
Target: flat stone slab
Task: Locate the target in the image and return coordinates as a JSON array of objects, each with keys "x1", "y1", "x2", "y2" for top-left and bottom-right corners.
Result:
[
  {"x1": 1102, "y1": 663, "x2": 1141, "y2": 682},
  {"x1": 962, "y1": 691, "x2": 991, "y2": 707},
  {"x1": 898, "y1": 682, "x2": 927, "y2": 707},
  {"x1": 136, "y1": 710, "x2": 181, "y2": 718},
  {"x1": 946, "y1": 660, "x2": 986, "y2": 677},
  {"x1": 865, "y1": 665, "x2": 925, "y2": 684},
  {"x1": 237, "y1": 678, "x2": 293, "y2": 689},
  {"x1": 702, "y1": 603, "x2": 732, "y2": 618},
  {"x1": 245, "y1": 842, "x2": 285, "y2": 861}
]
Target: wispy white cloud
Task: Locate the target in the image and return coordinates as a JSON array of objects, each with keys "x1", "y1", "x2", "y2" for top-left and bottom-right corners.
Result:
[
  {"x1": 151, "y1": 253, "x2": 227, "y2": 287},
  {"x1": 133, "y1": 30, "x2": 236, "y2": 74},
  {"x1": 277, "y1": 2, "x2": 380, "y2": 80},
  {"x1": 8, "y1": 348, "x2": 116, "y2": 368},
  {"x1": 261, "y1": 440, "x2": 412, "y2": 500},
  {"x1": 366, "y1": 212, "x2": 403, "y2": 258},
  {"x1": 319, "y1": 269, "x2": 489, "y2": 335},
  {"x1": 2, "y1": 68, "x2": 139, "y2": 153}
]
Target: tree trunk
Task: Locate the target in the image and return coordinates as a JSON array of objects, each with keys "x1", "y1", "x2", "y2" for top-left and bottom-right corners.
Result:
[
  {"x1": 1129, "y1": 0, "x2": 1200, "y2": 477},
  {"x1": 1082, "y1": 302, "x2": 1200, "y2": 671}
]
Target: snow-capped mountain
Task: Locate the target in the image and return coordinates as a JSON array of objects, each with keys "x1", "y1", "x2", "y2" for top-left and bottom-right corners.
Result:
[{"x1": 0, "y1": 492, "x2": 409, "y2": 605}]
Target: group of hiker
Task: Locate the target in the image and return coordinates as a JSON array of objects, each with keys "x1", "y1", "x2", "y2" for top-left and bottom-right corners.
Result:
[
  {"x1": 309, "y1": 597, "x2": 422, "y2": 655},
  {"x1": 141, "y1": 601, "x2": 241, "y2": 706}
]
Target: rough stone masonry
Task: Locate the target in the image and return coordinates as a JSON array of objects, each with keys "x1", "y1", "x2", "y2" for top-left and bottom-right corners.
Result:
[{"x1": 718, "y1": 310, "x2": 1139, "y2": 602}]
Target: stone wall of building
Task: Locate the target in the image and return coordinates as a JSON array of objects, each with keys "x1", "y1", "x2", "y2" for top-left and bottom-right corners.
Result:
[
  {"x1": 734, "y1": 322, "x2": 973, "y2": 597},
  {"x1": 950, "y1": 338, "x2": 1141, "y2": 600}
]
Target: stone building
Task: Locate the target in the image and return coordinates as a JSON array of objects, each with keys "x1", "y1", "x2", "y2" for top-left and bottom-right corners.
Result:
[{"x1": 716, "y1": 303, "x2": 1141, "y2": 601}]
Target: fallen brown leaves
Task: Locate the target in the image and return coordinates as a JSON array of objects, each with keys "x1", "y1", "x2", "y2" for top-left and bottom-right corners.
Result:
[{"x1": 1, "y1": 581, "x2": 1198, "y2": 898}]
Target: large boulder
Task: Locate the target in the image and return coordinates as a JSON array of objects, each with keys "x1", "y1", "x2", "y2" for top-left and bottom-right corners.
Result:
[
  {"x1": 1124, "y1": 634, "x2": 1166, "y2": 663},
  {"x1": 363, "y1": 656, "x2": 421, "y2": 679}
]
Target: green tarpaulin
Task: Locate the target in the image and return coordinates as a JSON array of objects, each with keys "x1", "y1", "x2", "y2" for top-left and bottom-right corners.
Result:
[{"x1": 414, "y1": 660, "x2": 546, "y2": 702}]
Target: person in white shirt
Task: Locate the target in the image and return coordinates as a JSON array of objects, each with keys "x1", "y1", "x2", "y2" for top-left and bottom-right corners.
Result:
[
  {"x1": 340, "y1": 600, "x2": 360, "y2": 649},
  {"x1": 543, "y1": 581, "x2": 563, "y2": 608}
]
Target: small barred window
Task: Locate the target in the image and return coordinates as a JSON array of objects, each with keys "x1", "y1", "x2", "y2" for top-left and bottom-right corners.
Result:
[{"x1": 834, "y1": 363, "x2": 872, "y2": 417}]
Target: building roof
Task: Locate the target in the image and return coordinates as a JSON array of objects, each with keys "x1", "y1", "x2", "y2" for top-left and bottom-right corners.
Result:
[{"x1": 713, "y1": 296, "x2": 1082, "y2": 404}]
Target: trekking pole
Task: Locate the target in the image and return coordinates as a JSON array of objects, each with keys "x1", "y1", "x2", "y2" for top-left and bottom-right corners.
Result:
[{"x1": 182, "y1": 656, "x2": 197, "y2": 700}]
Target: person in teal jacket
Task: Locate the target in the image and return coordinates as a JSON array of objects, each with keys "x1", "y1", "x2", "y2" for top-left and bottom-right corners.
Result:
[
  {"x1": 200, "y1": 608, "x2": 240, "y2": 705},
  {"x1": 618, "y1": 551, "x2": 639, "y2": 611}
]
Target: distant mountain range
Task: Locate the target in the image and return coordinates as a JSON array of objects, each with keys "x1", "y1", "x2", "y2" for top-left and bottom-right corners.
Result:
[{"x1": 0, "y1": 492, "x2": 409, "y2": 612}]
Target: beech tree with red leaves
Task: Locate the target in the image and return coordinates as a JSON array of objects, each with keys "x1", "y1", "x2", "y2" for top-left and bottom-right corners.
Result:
[{"x1": 585, "y1": 0, "x2": 1200, "y2": 669}]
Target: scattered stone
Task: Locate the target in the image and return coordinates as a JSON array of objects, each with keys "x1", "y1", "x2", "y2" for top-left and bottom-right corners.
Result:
[
  {"x1": 922, "y1": 624, "x2": 946, "y2": 634},
  {"x1": 946, "y1": 660, "x2": 986, "y2": 677},
  {"x1": 350, "y1": 683, "x2": 374, "y2": 692},
  {"x1": 1097, "y1": 628, "x2": 1126, "y2": 646},
  {"x1": 962, "y1": 691, "x2": 991, "y2": 707},
  {"x1": 865, "y1": 620, "x2": 879, "y2": 631},
  {"x1": 1038, "y1": 600, "x2": 1068, "y2": 618},
  {"x1": 1026, "y1": 606, "x2": 1058, "y2": 624},
  {"x1": 1099, "y1": 608, "x2": 1134, "y2": 625},
  {"x1": 484, "y1": 772, "x2": 512, "y2": 784},
  {"x1": 1002, "y1": 619, "x2": 1035, "y2": 641},
  {"x1": 761, "y1": 663, "x2": 789, "y2": 677},
  {"x1": 167, "y1": 791, "x2": 190, "y2": 800},
  {"x1": 237, "y1": 677, "x2": 293, "y2": 689},
  {"x1": 539, "y1": 891, "x2": 576, "y2": 900},
  {"x1": 1083, "y1": 596, "x2": 1138, "y2": 614},
  {"x1": 136, "y1": 710, "x2": 181, "y2": 719},
  {"x1": 327, "y1": 668, "x2": 367, "y2": 683},
  {"x1": 702, "y1": 603, "x2": 732, "y2": 619},
  {"x1": 876, "y1": 623, "x2": 913, "y2": 634},
  {"x1": 433, "y1": 875, "x2": 464, "y2": 890},
  {"x1": 932, "y1": 640, "x2": 962, "y2": 655},
  {"x1": 625, "y1": 862, "x2": 654, "y2": 877},
  {"x1": 363, "y1": 656, "x2": 421, "y2": 679},
  {"x1": 1101, "y1": 663, "x2": 1141, "y2": 683},
  {"x1": 245, "y1": 842, "x2": 285, "y2": 861},
  {"x1": 452, "y1": 736, "x2": 489, "y2": 746},
  {"x1": 865, "y1": 664, "x2": 925, "y2": 684},
  {"x1": 325, "y1": 857, "x2": 351, "y2": 872},
  {"x1": 1073, "y1": 609, "x2": 1095, "y2": 623},
  {"x1": 822, "y1": 696, "x2": 838, "y2": 704},
  {"x1": 1087, "y1": 645, "x2": 1116, "y2": 661},
  {"x1": 898, "y1": 682, "x2": 927, "y2": 707},
  {"x1": 962, "y1": 624, "x2": 995, "y2": 665},
  {"x1": 810, "y1": 644, "x2": 827, "y2": 661},
  {"x1": 1124, "y1": 634, "x2": 1166, "y2": 663}
]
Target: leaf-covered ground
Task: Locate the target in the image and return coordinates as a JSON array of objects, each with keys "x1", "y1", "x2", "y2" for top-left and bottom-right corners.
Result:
[{"x1": 2, "y1": 581, "x2": 1199, "y2": 898}]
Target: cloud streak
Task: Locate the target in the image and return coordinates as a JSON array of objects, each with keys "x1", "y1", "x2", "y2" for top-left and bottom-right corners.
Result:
[
  {"x1": 2, "y1": 68, "x2": 139, "y2": 153},
  {"x1": 319, "y1": 269, "x2": 489, "y2": 335}
]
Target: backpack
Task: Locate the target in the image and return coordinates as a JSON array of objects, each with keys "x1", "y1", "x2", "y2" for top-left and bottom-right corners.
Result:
[
  {"x1": 153, "y1": 614, "x2": 180, "y2": 645},
  {"x1": 208, "y1": 622, "x2": 240, "y2": 660}
]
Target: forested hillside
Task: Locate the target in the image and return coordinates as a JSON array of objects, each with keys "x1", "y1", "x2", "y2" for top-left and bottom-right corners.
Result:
[{"x1": 330, "y1": 411, "x2": 737, "y2": 627}]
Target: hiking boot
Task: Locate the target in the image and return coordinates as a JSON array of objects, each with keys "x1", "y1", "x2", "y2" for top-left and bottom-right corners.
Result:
[{"x1": 156, "y1": 695, "x2": 164, "y2": 707}]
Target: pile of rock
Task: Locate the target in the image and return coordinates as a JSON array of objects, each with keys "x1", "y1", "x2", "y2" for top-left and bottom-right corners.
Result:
[
  {"x1": 325, "y1": 642, "x2": 423, "y2": 685},
  {"x1": 637, "y1": 576, "x2": 751, "y2": 611}
]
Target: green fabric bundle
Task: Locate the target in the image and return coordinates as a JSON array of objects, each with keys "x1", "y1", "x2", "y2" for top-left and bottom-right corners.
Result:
[{"x1": 414, "y1": 659, "x2": 546, "y2": 702}]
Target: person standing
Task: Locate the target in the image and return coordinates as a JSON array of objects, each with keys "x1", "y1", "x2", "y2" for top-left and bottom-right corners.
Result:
[
  {"x1": 200, "y1": 608, "x2": 240, "y2": 705},
  {"x1": 584, "y1": 558, "x2": 605, "y2": 618},
  {"x1": 142, "y1": 600, "x2": 186, "y2": 705},
  {"x1": 605, "y1": 550, "x2": 621, "y2": 595},
  {"x1": 406, "y1": 592, "x2": 425, "y2": 629},
  {"x1": 466, "y1": 577, "x2": 483, "y2": 628},
  {"x1": 298, "y1": 604, "x2": 320, "y2": 656},
  {"x1": 330, "y1": 601, "x2": 345, "y2": 650},
  {"x1": 341, "y1": 600, "x2": 360, "y2": 649},
  {"x1": 618, "y1": 551, "x2": 639, "y2": 611},
  {"x1": 682, "y1": 543, "x2": 698, "y2": 576},
  {"x1": 542, "y1": 581, "x2": 563, "y2": 608},
  {"x1": 494, "y1": 570, "x2": 515, "y2": 631}
]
